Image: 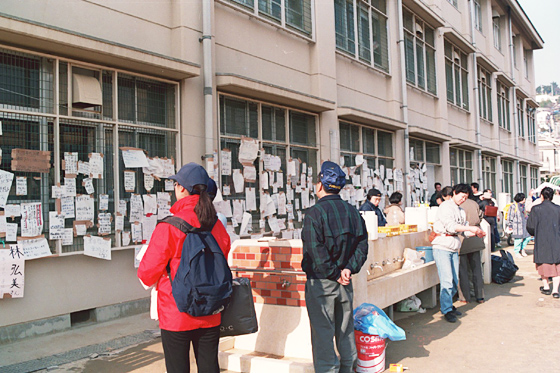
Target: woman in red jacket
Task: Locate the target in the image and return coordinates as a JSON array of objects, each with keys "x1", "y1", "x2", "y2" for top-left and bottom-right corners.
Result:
[{"x1": 138, "y1": 163, "x2": 231, "y2": 373}]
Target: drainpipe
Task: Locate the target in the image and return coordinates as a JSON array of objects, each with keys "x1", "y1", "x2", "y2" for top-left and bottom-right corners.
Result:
[
  {"x1": 469, "y1": 0, "x2": 483, "y2": 187},
  {"x1": 202, "y1": 0, "x2": 214, "y2": 170},
  {"x1": 397, "y1": 0, "x2": 411, "y2": 206},
  {"x1": 508, "y1": 6, "x2": 520, "y2": 194}
]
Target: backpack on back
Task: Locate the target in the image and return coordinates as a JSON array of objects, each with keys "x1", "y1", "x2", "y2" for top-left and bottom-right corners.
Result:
[{"x1": 162, "y1": 216, "x2": 232, "y2": 317}]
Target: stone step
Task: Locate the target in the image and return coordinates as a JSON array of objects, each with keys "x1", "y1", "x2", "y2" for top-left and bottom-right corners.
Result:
[{"x1": 219, "y1": 348, "x2": 314, "y2": 373}]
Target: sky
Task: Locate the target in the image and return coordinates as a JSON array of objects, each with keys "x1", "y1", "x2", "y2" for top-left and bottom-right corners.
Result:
[{"x1": 517, "y1": 0, "x2": 560, "y2": 88}]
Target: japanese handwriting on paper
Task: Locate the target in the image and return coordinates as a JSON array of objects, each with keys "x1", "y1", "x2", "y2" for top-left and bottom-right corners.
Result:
[
  {"x1": 20, "y1": 202, "x2": 43, "y2": 237},
  {"x1": 0, "y1": 169, "x2": 14, "y2": 207},
  {"x1": 16, "y1": 176, "x2": 27, "y2": 196}
]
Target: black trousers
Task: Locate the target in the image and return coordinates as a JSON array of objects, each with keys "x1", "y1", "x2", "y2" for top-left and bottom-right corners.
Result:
[
  {"x1": 459, "y1": 251, "x2": 484, "y2": 302},
  {"x1": 161, "y1": 326, "x2": 221, "y2": 373}
]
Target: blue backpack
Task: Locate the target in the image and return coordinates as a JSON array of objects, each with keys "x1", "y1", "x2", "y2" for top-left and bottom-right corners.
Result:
[{"x1": 162, "y1": 216, "x2": 232, "y2": 317}]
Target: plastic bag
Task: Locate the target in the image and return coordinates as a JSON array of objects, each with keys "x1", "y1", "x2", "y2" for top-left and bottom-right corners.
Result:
[
  {"x1": 491, "y1": 250, "x2": 518, "y2": 284},
  {"x1": 402, "y1": 248, "x2": 424, "y2": 270},
  {"x1": 396, "y1": 295, "x2": 422, "y2": 312},
  {"x1": 353, "y1": 303, "x2": 406, "y2": 341}
]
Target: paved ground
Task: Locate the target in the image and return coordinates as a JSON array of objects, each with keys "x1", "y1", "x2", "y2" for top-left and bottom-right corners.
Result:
[{"x1": 2, "y1": 244, "x2": 559, "y2": 372}]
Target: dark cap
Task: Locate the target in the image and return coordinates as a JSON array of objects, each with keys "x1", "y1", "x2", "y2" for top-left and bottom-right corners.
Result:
[
  {"x1": 320, "y1": 161, "x2": 346, "y2": 192},
  {"x1": 169, "y1": 162, "x2": 210, "y2": 194},
  {"x1": 368, "y1": 188, "x2": 382, "y2": 198},
  {"x1": 207, "y1": 178, "x2": 217, "y2": 201}
]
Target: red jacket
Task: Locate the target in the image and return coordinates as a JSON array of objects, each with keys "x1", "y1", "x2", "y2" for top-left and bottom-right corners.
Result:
[{"x1": 137, "y1": 195, "x2": 231, "y2": 331}]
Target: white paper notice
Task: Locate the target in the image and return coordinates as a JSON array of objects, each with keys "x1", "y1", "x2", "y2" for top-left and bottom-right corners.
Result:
[
  {"x1": 51, "y1": 185, "x2": 64, "y2": 199},
  {"x1": 6, "y1": 223, "x2": 17, "y2": 242},
  {"x1": 19, "y1": 237, "x2": 51, "y2": 260},
  {"x1": 98, "y1": 213, "x2": 112, "y2": 235},
  {"x1": 221, "y1": 149, "x2": 232, "y2": 176},
  {"x1": 124, "y1": 171, "x2": 135, "y2": 192},
  {"x1": 239, "y1": 212, "x2": 252, "y2": 236},
  {"x1": 287, "y1": 160, "x2": 296, "y2": 176},
  {"x1": 132, "y1": 222, "x2": 142, "y2": 243},
  {"x1": 143, "y1": 194, "x2": 157, "y2": 215},
  {"x1": 118, "y1": 200, "x2": 127, "y2": 216},
  {"x1": 232, "y1": 199, "x2": 244, "y2": 223},
  {"x1": 243, "y1": 165, "x2": 257, "y2": 182},
  {"x1": 142, "y1": 214, "x2": 158, "y2": 243},
  {"x1": 130, "y1": 194, "x2": 144, "y2": 222},
  {"x1": 49, "y1": 212, "x2": 65, "y2": 240},
  {"x1": 62, "y1": 228, "x2": 73, "y2": 246},
  {"x1": 83, "y1": 178, "x2": 95, "y2": 195},
  {"x1": 84, "y1": 236, "x2": 111, "y2": 260},
  {"x1": 260, "y1": 172, "x2": 269, "y2": 190},
  {"x1": 245, "y1": 188, "x2": 256, "y2": 211},
  {"x1": 5, "y1": 204, "x2": 20, "y2": 218},
  {"x1": 222, "y1": 185, "x2": 231, "y2": 196},
  {"x1": 115, "y1": 214, "x2": 124, "y2": 232},
  {"x1": 64, "y1": 152, "x2": 78, "y2": 175},
  {"x1": 75, "y1": 195, "x2": 94, "y2": 222},
  {"x1": 20, "y1": 202, "x2": 43, "y2": 237},
  {"x1": 238, "y1": 137, "x2": 259, "y2": 164},
  {"x1": 268, "y1": 217, "x2": 280, "y2": 233},
  {"x1": 89, "y1": 153, "x2": 104, "y2": 179},
  {"x1": 121, "y1": 148, "x2": 150, "y2": 168},
  {"x1": 61, "y1": 196, "x2": 75, "y2": 219},
  {"x1": 75, "y1": 224, "x2": 88, "y2": 236},
  {"x1": 78, "y1": 161, "x2": 90, "y2": 175},
  {"x1": 157, "y1": 192, "x2": 172, "y2": 220},
  {"x1": 99, "y1": 194, "x2": 109, "y2": 211},
  {"x1": 144, "y1": 173, "x2": 154, "y2": 192},
  {"x1": 232, "y1": 169, "x2": 244, "y2": 194},
  {"x1": 165, "y1": 179, "x2": 174, "y2": 191},
  {"x1": 122, "y1": 231, "x2": 131, "y2": 246},
  {"x1": 16, "y1": 176, "x2": 27, "y2": 196},
  {"x1": 64, "y1": 177, "x2": 77, "y2": 197},
  {"x1": 0, "y1": 247, "x2": 25, "y2": 298},
  {"x1": 0, "y1": 170, "x2": 14, "y2": 207}
]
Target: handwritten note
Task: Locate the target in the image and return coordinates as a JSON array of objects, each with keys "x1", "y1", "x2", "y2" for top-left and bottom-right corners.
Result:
[
  {"x1": 78, "y1": 161, "x2": 90, "y2": 175},
  {"x1": 124, "y1": 171, "x2": 135, "y2": 192},
  {"x1": 52, "y1": 185, "x2": 64, "y2": 199},
  {"x1": 144, "y1": 173, "x2": 154, "y2": 192},
  {"x1": 143, "y1": 194, "x2": 157, "y2": 215},
  {"x1": 115, "y1": 213, "x2": 124, "y2": 232},
  {"x1": 61, "y1": 196, "x2": 75, "y2": 219},
  {"x1": 84, "y1": 235, "x2": 111, "y2": 260},
  {"x1": 0, "y1": 170, "x2": 14, "y2": 207},
  {"x1": 122, "y1": 231, "x2": 131, "y2": 246},
  {"x1": 99, "y1": 194, "x2": 109, "y2": 211},
  {"x1": 64, "y1": 177, "x2": 77, "y2": 197},
  {"x1": 121, "y1": 148, "x2": 149, "y2": 168},
  {"x1": 6, "y1": 223, "x2": 17, "y2": 242},
  {"x1": 238, "y1": 137, "x2": 259, "y2": 164},
  {"x1": 0, "y1": 247, "x2": 25, "y2": 298},
  {"x1": 20, "y1": 202, "x2": 43, "y2": 237},
  {"x1": 130, "y1": 194, "x2": 143, "y2": 222},
  {"x1": 75, "y1": 195, "x2": 94, "y2": 222},
  {"x1": 64, "y1": 152, "x2": 78, "y2": 176},
  {"x1": 221, "y1": 149, "x2": 232, "y2": 176},
  {"x1": 49, "y1": 212, "x2": 65, "y2": 240},
  {"x1": 157, "y1": 192, "x2": 172, "y2": 219},
  {"x1": 18, "y1": 237, "x2": 51, "y2": 260},
  {"x1": 83, "y1": 178, "x2": 95, "y2": 194},
  {"x1": 62, "y1": 228, "x2": 73, "y2": 246},
  {"x1": 118, "y1": 200, "x2": 127, "y2": 216},
  {"x1": 89, "y1": 153, "x2": 104, "y2": 179},
  {"x1": 131, "y1": 222, "x2": 142, "y2": 243},
  {"x1": 5, "y1": 204, "x2": 21, "y2": 218},
  {"x1": 16, "y1": 176, "x2": 27, "y2": 196},
  {"x1": 142, "y1": 214, "x2": 158, "y2": 243},
  {"x1": 165, "y1": 179, "x2": 174, "y2": 191},
  {"x1": 97, "y1": 213, "x2": 111, "y2": 235}
]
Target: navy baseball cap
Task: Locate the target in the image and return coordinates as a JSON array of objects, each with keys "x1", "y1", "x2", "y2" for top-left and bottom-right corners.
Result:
[
  {"x1": 207, "y1": 178, "x2": 217, "y2": 201},
  {"x1": 368, "y1": 188, "x2": 382, "y2": 197},
  {"x1": 169, "y1": 162, "x2": 210, "y2": 194},
  {"x1": 320, "y1": 161, "x2": 346, "y2": 192}
]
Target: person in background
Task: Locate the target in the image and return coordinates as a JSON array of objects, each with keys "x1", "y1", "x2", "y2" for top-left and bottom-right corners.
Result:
[
  {"x1": 441, "y1": 186, "x2": 453, "y2": 201},
  {"x1": 430, "y1": 182, "x2": 442, "y2": 207},
  {"x1": 359, "y1": 188, "x2": 387, "y2": 227},
  {"x1": 432, "y1": 183, "x2": 485, "y2": 323},
  {"x1": 302, "y1": 161, "x2": 369, "y2": 372},
  {"x1": 478, "y1": 189, "x2": 499, "y2": 251},
  {"x1": 527, "y1": 187, "x2": 560, "y2": 299},
  {"x1": 507, "y1": 193, "x2": 531, "y2": 259},
  {"x1": 138, "y1": 163, "x2": 230, "y2": 373},
  {"x1": 470, "y1": 182, "x2": 482, "y2": 201},
  {"x1": 384, "y1": 192, "x2": 405, "y2": 226},
  {"x1": 458, "y1": 188, "x2": 485, "y2": 304}
]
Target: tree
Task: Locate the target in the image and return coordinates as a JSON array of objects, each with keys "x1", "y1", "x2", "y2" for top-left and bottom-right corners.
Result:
[
  {"x1": 552, "y1": 82, "x2": 559, "y2": 95},
  {"x1": 537, "y1": 85, "x2": 543, "y2": 95}
]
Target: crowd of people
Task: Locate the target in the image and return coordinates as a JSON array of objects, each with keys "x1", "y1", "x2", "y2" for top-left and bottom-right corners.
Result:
[{"x1": 136, "y1": 160, "x2": 560, "y2": 372}]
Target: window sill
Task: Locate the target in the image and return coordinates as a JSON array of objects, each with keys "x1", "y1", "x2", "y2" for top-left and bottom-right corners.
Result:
[
  {"x1": 217, "y1": 0, "x2": 314, "y2": 43},
  {"x1": 447, "y1": 102, "x2": 470, "y2": 114},
  {"x1": 335, "y1": 50, "x2": 391, "y2": 77},
  {"x1": 406, "y1": 83, "x2": 438, "y2": 100},
  {"x1": 498, "y1": 126, "x2": 512, "y2": 134},
  {"x1": 480, "y1": 117, "x2": 493, "y2": 125}
]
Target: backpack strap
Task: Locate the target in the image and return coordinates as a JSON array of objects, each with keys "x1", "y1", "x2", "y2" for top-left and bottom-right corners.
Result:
[{"x1": 161, "y1": 215, "x2": 218, "y2": 234}]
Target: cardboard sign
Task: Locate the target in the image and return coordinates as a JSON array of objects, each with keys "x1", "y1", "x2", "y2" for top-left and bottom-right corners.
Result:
[{"x1": 11, "y1": 149, "x2": 51, "y2": 173}]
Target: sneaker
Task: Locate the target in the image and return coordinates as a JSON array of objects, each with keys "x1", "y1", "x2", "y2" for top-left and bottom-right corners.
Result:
[
  {"x1": 450, "y1": 306, "x2": 462, "y2": 316},
  {"x1": 496, "y1": 243, "x2": 502, "y2": 248},
  {"x1": 515, "y1": 253, "x2": 523, "y2": 259},
  {"x1": 521, "y1": 250, "x2": 528, "y2": 257},
  {"x1": 444, "y1": 312, "x2": 457, "y2": 323}
]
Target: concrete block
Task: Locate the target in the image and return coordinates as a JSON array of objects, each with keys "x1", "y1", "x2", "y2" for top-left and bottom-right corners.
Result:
[
  {"x1": 219, "y1": 349, "x2": 314, "y2": 373},
  {"x1": 94, "y1": 298, "x2": 150, "y2": 323},
  {"x1": 0, "y1": 314, "x2": 70, "y2": 345}
]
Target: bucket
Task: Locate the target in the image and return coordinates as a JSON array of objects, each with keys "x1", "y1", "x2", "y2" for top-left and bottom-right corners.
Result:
[
  {"x1": 355, "y1": 330, "x2": 386, "y2": 373},
  {"x1": 416, "y1": 246, "x2": 433, "y2": 263}
]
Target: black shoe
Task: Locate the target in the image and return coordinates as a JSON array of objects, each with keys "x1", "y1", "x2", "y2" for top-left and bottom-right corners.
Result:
[
  {"x1": 450, "y1": 306, "x2": 462, "y2": 316},
  {"x1": 540, "y1": 286, "x2": 552, "y2": 295},
  {"x1": 553, "y1": 293, "x2": 560, "y2": 299},
  {"x1": 444, "y1": 312, "x2": 457, "y2": 323}
]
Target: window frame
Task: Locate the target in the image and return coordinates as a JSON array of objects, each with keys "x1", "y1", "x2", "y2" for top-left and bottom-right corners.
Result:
[
  {"x1": 445, "y1": 40, "x2": 469, "y2": 110},
  {"x1": 478, "y1": 66, "x2": 493, "y2": 122},
  {"x1": 493, "y1": 16, "x2": 501, "y2": 52},
  {"x1": 339, "y1": 120, "x2": 395, "y2": 170},
  {"x1": 474, "y1": 0, "x2": 482, "y2": 32},
  {"x1": 409, "y1": 138, "x2": 441, "y2": 165},
  {"x1": 501, "y1": 159, "x2": 513, "y2": 195},
  {"x1": 517, "y1": 98, "x2": 525, "y2": 138},
  {"x1": 497, "y1": 81, "x2": 511, "y2": 131},
  {"x1": 519, "y1": 164, "x2": 527, "y2": 194},
  {"x1": 527, "y1": 105, "x2": 536, "y2": 143},
  {"x1": 482, "y1": 154, "x2": 496, "y2": 192},
  {"x1": 530, "y1": 166, "x2": 539, "y2": 189},
  {"x1": 450, "y1": 147, "x2": 473, "y2": 185}
]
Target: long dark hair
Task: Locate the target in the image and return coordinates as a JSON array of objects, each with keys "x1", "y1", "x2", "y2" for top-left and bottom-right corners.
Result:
[{"x1": 192, "y1": 184, "x2": 217, "y2": 228}]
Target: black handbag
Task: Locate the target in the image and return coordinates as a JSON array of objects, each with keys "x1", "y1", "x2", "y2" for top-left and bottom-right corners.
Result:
[
  {"x1": 491, "y1": 250, "x2": 519, "y2": 284},
  {"x1": 220, "y1": 277, "x2": 259, "y2": 337}
]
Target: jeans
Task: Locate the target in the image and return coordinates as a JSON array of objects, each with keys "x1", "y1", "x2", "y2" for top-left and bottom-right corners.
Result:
[
  {"x1": 305, "y1": 279, "x2": 357, "y2": 373},
  {"x1": 161, "y1": 326, "x2": 220, "y2": 373},
  {"x1": 433, "y1": 248, "x2": 459, "y2": 315},
  {"x1": 514, "y1": 237, "x2": 532, "y2": 254}
]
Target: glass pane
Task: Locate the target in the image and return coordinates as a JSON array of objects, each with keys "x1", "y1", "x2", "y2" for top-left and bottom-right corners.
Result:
[
  {"x1": 263, "y1": 105, "x2": 285, "y2": 142},
  {"x1": 219, "y1": 96, "x2": 258, "y2": 138},
  {"x1": 291, "y1": 146, "x2": 318, "y2": 179},
  {"x1": 259, "y1": 0, "x2": 282, "y2": 21},
  {"x1": 290, "y1": 111, "x2": 316, "y2": 146},
  {"x1": 425, "y1": 142, "x2": 440, "y2": 164},
  {"x1": 405, "y1": 34, "x2": 415, "y2": 83},
  {"x1": 358, "y1": 5, "x2": 371, "y2": 63},
  {"x1": 450, "y1": 148, "x2": 457, "y2": 166},
  {"x1": 363, "y1": 127, "x2": 375, "y2": 155},
  {"x1": 416, "y1": 41, "x2": 425, "y2": 89},
  {"x1": 378, "y1": 157, "x2": 393, "y2": 169},
  {"x1": 426, "y1": 48, "x2": 437, "y2": 94},
  {"x1": 377, "y1": 130, "x2": 392, "y2": 157},
  {"x1": 446, "y1": 61, "x2": 454, "y2": 102},
  {"x1": 285, "y1": 0, "x2": 312, "y2": 35},
  {"x1": 461, "y1": 69, "x2": 469, "y2": 110},
  {"x1": 372, "y1": 11, "x2": 389, "y2": 71}
]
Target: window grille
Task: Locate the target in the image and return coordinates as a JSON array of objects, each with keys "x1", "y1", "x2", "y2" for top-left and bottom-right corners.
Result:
[
  {"x1": 517, "y1": 98, "x2": 524, "y2": 138},
  {"x1": 530, "y1": 166, "x2": 539, "y2": 189},
  {"x1": 339, "y1": 121, "x2": 394, "y2": 171},
  {"x1": 450, "y1": 148, "x2": 473, "y2": 185},
  {"x1": 520, "y1": 164, "x2": 527, "y2": 194},
  {"x1": 527, "y1": 105, "x2": 536, "y2": 143},
  {"x1": 482, "y1": 155, "x2": 496, "y2": 191},
  {"x1": 502, "y1": 160, "x2": 513, "y2": 194},
  {"x1": 478, "y1": 66, "x2": 492, "y2": 121},
  {"x1": 493, "y1": 16, "x2": 501, "y2": 51},
  {"x1": 497, "y1": 82, "x2": 510, "y2": 130},
  {"x1": 474, "y1": 0, "x2": 482, "y2": 32},
  {"x1": 445, "y1": 41, "x2": 469, "y2": 110}
]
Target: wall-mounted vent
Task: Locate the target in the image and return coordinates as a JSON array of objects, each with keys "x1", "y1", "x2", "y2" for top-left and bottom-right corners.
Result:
[{"x1": 72, "y1": 74, "x2": 102, "y2": 109}]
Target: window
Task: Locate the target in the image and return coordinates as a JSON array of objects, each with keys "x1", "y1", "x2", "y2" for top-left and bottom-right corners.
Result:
[
  {"x1": 517, "y1": 98, "x2": 524, "y2": 138},
  {"x1": 335, "y1": 0, "x2": 389, "y2": 72},
  {"x1": 219, "y1": 94, "x2": 318, "y2": 235},
  {"x1": 512, "y1": 36, "x2": 517, "y2": 69},
  {"x1": 520, "y1": 164, "x2": 527, "y2": 194},
  {"x1": 445, "y1": 41, "x2": 469, "y2": 110},
  {"x1": 409, "y1": 138, "x2": 440, "y2": 164},
  {"x1": 527, "y1": 105, "x2": 536, "y2": 143},
  {"x1": 482, "y1": 155, "x2": 496, "y2": 192},
  {"x1": 493, "y1": 16, "x2": 501, "y2": 51},
  {"x1": 502, "y1": 160, "x2": 513, "y2": 194},
  {"x1": 523, "y1": 49, "x2": 529, "y2": 79},
  {"x1": 225, "y1": 0, "x2": 313, "y2": 37},
  {"x1": 447, "y1": 0, "x2": 458, "y2": 8},
  {"x1": 478, "y1": 66, "x2": 492, "y2": 121},
  {"x1": 530, "y1": 166, "x2": 539, "y2": 189},
  {"x1": 474, "y1": 0, "x2": 482, "y2": 32},
  {"x1": 403, "y1": 8, "x2": 437, "y2": 94},
  {"x1": 497, "y1": 82, "x2": 510, "y2": 131},
  {"x1": 450, "y1": 148, "x2": 473, "y2": 185},
  {"x1": 0, "y1": 47, "x2": 178, "y2": 255},
  {"x1": 339, "y1": 121, "x2": 394, "y2": 170}
]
